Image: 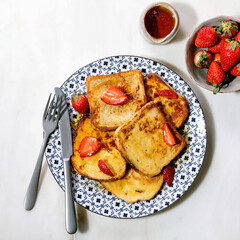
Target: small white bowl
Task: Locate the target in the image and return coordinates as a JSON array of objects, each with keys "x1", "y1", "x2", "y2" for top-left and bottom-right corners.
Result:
[
  {"x1": 141, "y1": 2, "x2": 180, "y2": 44},
  {"x1": 186, "y1": 16, "x2": 240, "y2": 93}
]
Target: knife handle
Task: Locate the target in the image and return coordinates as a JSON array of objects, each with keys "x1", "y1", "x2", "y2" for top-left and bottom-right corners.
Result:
[{"x1": 63, "y1": 160, "x2": 77, "y2": 234}]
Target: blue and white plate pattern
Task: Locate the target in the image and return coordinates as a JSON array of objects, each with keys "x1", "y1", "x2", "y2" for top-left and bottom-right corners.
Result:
[{"x1": 46, "y1": 55, "x2": 206, "y2": 218}]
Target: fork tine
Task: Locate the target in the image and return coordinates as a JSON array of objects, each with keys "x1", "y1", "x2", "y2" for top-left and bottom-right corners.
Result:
[
  {"x1": 47, "y1": 95, "x2": 56, "y2": 120},
  {"x1": 43, "y1": 94, "x2": 52, "y2": 120},
  {"x1": 55, "y1": 96, "x2": 63, "y2": 121},
  {"x1": 52, "y1": 95, "x2": 59, "y2": 119}
]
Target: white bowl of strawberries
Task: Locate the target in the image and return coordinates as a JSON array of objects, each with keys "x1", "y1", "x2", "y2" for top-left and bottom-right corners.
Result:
[{"x1": 186, "y1": 16, "x2": 240, "y2": 94}]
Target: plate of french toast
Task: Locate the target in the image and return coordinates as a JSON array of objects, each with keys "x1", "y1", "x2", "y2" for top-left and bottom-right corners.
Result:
[{"x1": 46, "y1": 55, "x2": 206, "y2": 218}]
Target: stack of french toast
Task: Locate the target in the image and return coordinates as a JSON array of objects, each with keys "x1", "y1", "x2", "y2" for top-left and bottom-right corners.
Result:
[{"x1": 71, "y1": 69, "x2": 189, "y2": 203}]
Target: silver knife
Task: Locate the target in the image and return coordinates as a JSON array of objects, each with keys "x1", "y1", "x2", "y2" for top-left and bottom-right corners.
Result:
[{"x1": 55, "y1": 87, "x2": 77, "y2": 234}]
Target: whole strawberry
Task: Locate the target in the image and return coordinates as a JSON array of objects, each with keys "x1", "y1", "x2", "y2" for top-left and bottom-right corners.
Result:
[
  {"x1": 72, "y1": 93, "x2": 89, "y2": 114},
  {"x1": 221, "y1": 39, "x2": 240, "y2": 72},
  {"x1": 230, "y1": 63, "x2": 240, "y2": 76},
  {"x1": 208, "y1": 38, "x2": 225, "y2": 53},
  {"x1": 163, "y1": 164, "x2": 174, "y2": 186},
  {"x1": 207, "y1": 61, "x2": 225, "y2": 85},
  {"x1": 194, "y1": 50, "x2": 212, "y2": 69},
  {"x1": 195, "y1": 26, "x2": 218, "y2": 48},
  {"x1": 218, "y1": 20, "x2": 238, "y2": 38}
]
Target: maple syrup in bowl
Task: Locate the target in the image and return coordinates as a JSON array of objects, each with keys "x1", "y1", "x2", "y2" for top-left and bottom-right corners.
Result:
[{"x1": 141, "y1": 2, "x2": 179, "y2": 44}]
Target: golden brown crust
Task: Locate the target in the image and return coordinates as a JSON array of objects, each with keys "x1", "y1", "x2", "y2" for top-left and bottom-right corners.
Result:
[
  {"x1": 101, "y1": 168, "x2": 164, "y2": 203},
  {"x1": 115, "y1": 102, "x2": 186, "y2": 177},
  {"x1": 115, "y1": 102, "x2": 161, "y2": 168},
  {"x1": 71, "y1": 70, "x2": 189, "y2": 202},
  {"x1": 86, "y1": 69, "x2": 147, "y2": 131},
  {"x1": 71, "y1": 117, "x2": 127, "y2": 181},
  {"x1": 144, "y1": 73, "x2": 189, "y2": 128}
]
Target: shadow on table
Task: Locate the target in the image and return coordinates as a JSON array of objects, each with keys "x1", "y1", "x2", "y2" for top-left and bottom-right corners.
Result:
[
  {"x1": 151, "y1": 59, "x2": 215, "y2": 214},
  {"x1": 38, "y1": 160, "x2": 48, "y2": 192},
  {"x1": 169, "y1": 2, "x2": 198, "y2": 43},
  {"x1": 76, "y1": 204, "x2": 89, "y2": 233}
]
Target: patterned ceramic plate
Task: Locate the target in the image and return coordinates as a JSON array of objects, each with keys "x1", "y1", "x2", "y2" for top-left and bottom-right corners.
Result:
[{"x1": 46, "y1": 55, "x2": 206, "y2": 218}]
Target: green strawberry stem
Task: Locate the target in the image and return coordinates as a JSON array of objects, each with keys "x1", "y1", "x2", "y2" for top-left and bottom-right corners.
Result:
[
  {"x1": 198, "y1": 51, "x2": 211, "y2": 68},
  {"x1": 206, "y1": 73, "x2": 232, "y2": 94},
  {"x1": 215, "y1": 20, "x2": 238, "y2": 37}
]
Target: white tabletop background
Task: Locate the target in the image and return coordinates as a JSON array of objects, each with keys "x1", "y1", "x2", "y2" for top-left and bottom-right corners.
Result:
[{"x1": 1, "y1": 0, "x2": 240, "y2": 239}]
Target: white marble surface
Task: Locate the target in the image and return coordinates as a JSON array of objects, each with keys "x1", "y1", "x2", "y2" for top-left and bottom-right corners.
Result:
[{"x1": 1, "y1": 0, "x2": 240, "y2": 239}]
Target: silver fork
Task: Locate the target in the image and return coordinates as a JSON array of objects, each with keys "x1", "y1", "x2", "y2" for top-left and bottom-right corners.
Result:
[{"x1": 24, "y1": 94, "x2": 62, "y2": 210}]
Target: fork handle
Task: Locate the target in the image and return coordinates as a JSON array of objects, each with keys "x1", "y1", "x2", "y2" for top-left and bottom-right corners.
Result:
[
  {"x1": 63, "y1": 160, "x2": 77, "y2": 234},
  {"x1": 24, "y1": 133, "x2": 49, "y2": 210}
]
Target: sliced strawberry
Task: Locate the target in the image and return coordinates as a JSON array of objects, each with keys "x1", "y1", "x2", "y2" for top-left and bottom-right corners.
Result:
[
  {"x1": 230, "y1": 63, "x2": 240, "y2": 76},
  {"x1": 163, "y1": 165, "x2": 174, "y2": 186},
  {"x1": 98, "y1": 160, "x2": 114, "y2": 177},
  {"x1": 155, "y1": 89, "x2": 178, "y2": 98},
  {"x1": 194, "y1": 50, "x2": 212, "y2": 69},
  {"x1": 100, "y1": 86, "x2": 127, "y2": 105},
  {"x1": 78, "y1": 136, "x2": 101, "y2": 158},
  {"x1": 72, "y1": 93, "x2": 89, "y2": 114},
  {"x1": 195, "y1": 26, "x2": 218, "y2": 48},
  {"x1": 163, "y1": 123, "x2": 176, "y2": 146}
]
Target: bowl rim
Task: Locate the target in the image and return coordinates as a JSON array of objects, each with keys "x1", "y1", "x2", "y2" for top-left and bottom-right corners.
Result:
[
  {"x1": 185, "y1": 15, "x2": 240, "y2": 93},
  {"x1": 141, "y1": 2, "x2": 180, "y2": 44}
]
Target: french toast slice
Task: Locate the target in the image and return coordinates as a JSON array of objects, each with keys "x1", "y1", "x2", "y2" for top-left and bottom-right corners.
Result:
[
  {"x1": 71, "y1": 117, "x2": 127, "y2": 181},
  {"x1": 115, "y1": 102, "x2": 186, "y2": 177},
  {"x1": 86, "y1": 69, "x2": 147, "y2": 131},
  {"x1": 144, "y1": 73, "x2": 189, "y2": 128},
  {"x1": 101, "y1": 167, "x2": 164, "y2": 203}
]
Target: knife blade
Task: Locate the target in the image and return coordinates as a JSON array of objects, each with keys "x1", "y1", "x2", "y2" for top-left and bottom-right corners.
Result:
[{"x1": 54, "y1": 87, "x2": 77, "y2": 234}]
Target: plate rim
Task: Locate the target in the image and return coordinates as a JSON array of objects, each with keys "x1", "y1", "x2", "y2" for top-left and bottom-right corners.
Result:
[
  {"x1": 46, "y1": 55, "x2": 207, "y2": 218},
  {"x1": 185, "y1": 16, "x2": 240, "y2": 93}
]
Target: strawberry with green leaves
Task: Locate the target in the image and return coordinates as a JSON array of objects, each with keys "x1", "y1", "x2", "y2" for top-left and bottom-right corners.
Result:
[
  {"x1": 195, "y1": 26, "x2": 218, "y2": 48},
  {"x1": 217, "y1": 20, "x2": 238, "y2": 38},
  {"x1": 194, "y1": 50, "x2": 212, "y2": 69},
  {"x1": 230, "y1": 63, "x2": 240, "y2": 76},
  {"x1": 72, "y1": 93, "x2": 89, "y2": 114},
  {"x1": 221, "y1": 39, "x2": 240, "y2": 72},
  {"x1": 207, "y1": 61, "x2": 228, "y2": 94},
  {"x1": 207, "y1": 61, "x2": 225, "y2": 85}
]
